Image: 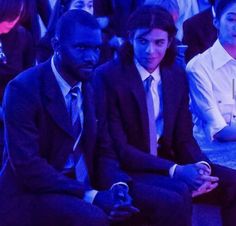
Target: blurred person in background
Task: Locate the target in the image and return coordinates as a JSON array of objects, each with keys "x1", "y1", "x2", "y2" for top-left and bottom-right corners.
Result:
[
  {"x1": 37, "y1": 0, "x2": 95, "y2": 63},
  {"x1": 187, "y1": 0, "x2": 236, "y2": 143},
  {"x1": 20, "y1": 0, "x2": 52, "y2": 45},
  {"x1": 0, "y1": 0, "x2": 35, "y2": 167},
  {"x1": 183, "y1": 0, "x2": 217, "y2": 62}
]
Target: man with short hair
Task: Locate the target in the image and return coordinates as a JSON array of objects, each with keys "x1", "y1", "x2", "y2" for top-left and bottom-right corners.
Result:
[{"x1": 0, "y1": 9, "x2": 138, "y2": 226}]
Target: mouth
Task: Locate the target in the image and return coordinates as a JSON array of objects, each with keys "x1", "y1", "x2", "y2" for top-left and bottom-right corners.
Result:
[{"x1": 143, "y1": 58, "x2": 158, "y2": 64}]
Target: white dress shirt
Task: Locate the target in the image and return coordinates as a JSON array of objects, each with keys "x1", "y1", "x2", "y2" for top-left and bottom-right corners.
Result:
[
  {"x1": 51, "y1": 57, "x2": 90, "y2": 182},
  {"x1": 187, "y1": 39, "x2": 236, "y2": 140},
  {"x1": 135, "y1": 59, "x2": 163, "y2": 144}
]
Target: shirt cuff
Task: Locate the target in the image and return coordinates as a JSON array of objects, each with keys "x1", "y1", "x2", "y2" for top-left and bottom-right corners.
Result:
[
  {"x1": 169, "y1": 164, "x2": 178, "y2": 178},
  {"x1": 110, "y1": 182, "x2": 129, "y2": 192},
  {"x1": 83, "y1": 190, "x2": 98, "y2": 203}
]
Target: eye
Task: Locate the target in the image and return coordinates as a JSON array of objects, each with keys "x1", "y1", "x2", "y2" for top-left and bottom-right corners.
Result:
[
  {"x1": 155, "y1": 40, "x2": 165, "y2": 46},
  {"x1": 226, "y1": 15, "x2": 236, "y2": 22},
  {"x1": 76, "y1": 45, "x2": 86, "y2": 50},
  {"x1": 138, "y1": 38, "x2": 147, "y2": 45},
  {"x1": 88, "y1": 2, "x2": 93, "y2": 8}
]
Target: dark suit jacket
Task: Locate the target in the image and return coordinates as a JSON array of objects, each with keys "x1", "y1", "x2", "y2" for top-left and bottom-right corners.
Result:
[
  {"x1": 0, "y1": 60, "x2": 130, "y2": 222},
  {"x1": 182, "y1": 7, "x2": 217, "y2": 62},
  {"x1": 95, "y1": 59, "x2": 209, "y2": 175}
]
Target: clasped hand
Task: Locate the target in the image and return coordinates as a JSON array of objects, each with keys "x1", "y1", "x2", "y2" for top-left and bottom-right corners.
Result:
[
  {"x1": 94, "y1": 184, "x2": 139, "y2": 222},
  {"x1": 174, "y1": 162, "x2": 219, "y2": 197}
]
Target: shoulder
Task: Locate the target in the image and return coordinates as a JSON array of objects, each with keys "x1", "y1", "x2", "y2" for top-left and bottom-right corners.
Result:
[
  {"x1": 6, "y1": 61, "x2": 49, "y2": 95},
  {"x1": 96, "y1": 59, "x2": 123, "y2": 74},
  {"x1": 186, "y1": 47, "x2": 212, "y2": 74},
  {"x1": 184, "y1": 8, "x2": 212, "y2": 27},
  {"x1": 95, "y1": 59, "x2": 125, "y2": 82}
]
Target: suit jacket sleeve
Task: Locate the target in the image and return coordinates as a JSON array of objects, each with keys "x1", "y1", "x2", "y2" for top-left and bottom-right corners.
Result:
[
  {"x1": 93, "y1": 73, "x2": 132, "y2": 189},
  {"x1": 172, "y1": 68, "x2": 210, "y2": 164},
  {"x1": 3, "y1": 78, "x2": 88, "y2": 198}
]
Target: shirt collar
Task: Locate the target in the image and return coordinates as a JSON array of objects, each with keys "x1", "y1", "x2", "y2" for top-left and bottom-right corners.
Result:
[
  {"x1": 51, "y1": 56, "x2": 82, "y2": 98},
  {"x1": 134, "y1": 58, "x2": 160, "y2": 82},
  {"x1": 210, "y1": 39, "x2": 236, "y2": 70},
  {"x1": 212, "y1": 6, "x2": 215, "y2": 18}
]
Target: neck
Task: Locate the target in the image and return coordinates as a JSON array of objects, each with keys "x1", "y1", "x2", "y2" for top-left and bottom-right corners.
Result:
[{"x1": 220, "y1": 40, "x2": 236, "y2": 59}]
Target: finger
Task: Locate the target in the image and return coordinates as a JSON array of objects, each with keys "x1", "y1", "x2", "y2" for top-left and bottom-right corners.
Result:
[
  {"x1": 192, "y1": 190, "x2": 202, "y2": 198},
  {"x1": 200, "y1": 175, "x2": 219, "y2": 182},
  {"x1": 196, "y1": 182, "x2": 209, "y2": 192},
  {"x1": 205, "y1": 182, "x2": 218, "y2": 192},
  {"x1": 195, "y1": 163, "x2": 211, "y2": 175},
  {"x1": 191, "y1": 179, "x2": 205, "y2": 190},
  {"x1": 192, "y1": 182, "x2": 218, "y2": 197}
]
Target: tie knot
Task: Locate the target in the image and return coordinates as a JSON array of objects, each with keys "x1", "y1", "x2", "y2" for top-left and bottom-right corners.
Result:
[
  {"x1": 145, "y1": 75, "x2": 153, "y2": 92},
  {"x1": 69, "y1": 86, "x2": 80, "y2": 98}
]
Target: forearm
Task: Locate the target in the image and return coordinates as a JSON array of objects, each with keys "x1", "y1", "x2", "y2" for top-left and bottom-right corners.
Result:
[
  {"x1": 118, "y1": 143, "x2": 174, "y2": 175},
  {"x1": 214, "y1": 125, "x2": 236, "y2": 141}
]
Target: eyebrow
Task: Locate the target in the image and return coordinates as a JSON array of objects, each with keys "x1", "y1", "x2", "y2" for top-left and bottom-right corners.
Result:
[{"x1": 226, "y1": 12, "x2": 236, "y2": 16}]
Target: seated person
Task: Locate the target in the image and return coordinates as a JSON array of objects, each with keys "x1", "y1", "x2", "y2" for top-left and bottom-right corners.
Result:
[
  {"x1": 187, "y1": 0, "x2": 236, "y2": 166},
  {"x1": 96, "y1": 4, "x2": 236, "y2": 226},
  {"x1": 0, "y1": 10, "x2": 138, "y2": 226},
  {"x1": 0, "y1": 0, "x2": 35, "y2": 166},
  {"x1": 183, "y1": 0, "x2": 217, "y2": 62}
]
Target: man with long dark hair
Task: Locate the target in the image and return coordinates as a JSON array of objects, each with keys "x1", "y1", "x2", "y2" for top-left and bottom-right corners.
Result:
[{"x1": 96, "y1": 5, "x2": 236, "y2": 226}]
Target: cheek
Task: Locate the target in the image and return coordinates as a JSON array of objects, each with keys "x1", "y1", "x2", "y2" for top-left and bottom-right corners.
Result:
[{"x1": 134, "y1": 45, "x2": 145, "y2": 57}]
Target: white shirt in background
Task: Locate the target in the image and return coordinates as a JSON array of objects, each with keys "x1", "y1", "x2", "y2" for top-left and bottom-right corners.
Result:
[{"x1": 187, "y1": 39, "x2": 236, "y2": 141}]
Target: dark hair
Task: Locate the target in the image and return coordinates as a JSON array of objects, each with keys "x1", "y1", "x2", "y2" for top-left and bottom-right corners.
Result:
[
  {"x1": 214, "y1": 0, "x2": 235, "y2": 20},
  {"x1": 144, "y1": 0, "x2": 179, "y2": 14},
  {"x1": 119, "y1": 5, "x2": 177, "y2": 67},
  {"x1": 55, "y1": 9, "x2": 100, "y2": 41},
  {"x1": 0, "y1": 0, "x2": 24, "y2": 22}
]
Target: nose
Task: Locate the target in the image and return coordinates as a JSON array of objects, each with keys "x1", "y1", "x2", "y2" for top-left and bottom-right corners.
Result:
[
  {"x1": 83, "y1": 49, "x2": 99, "y2": 65},
  {"x1": 145, "y1": 43, "x2": 155, "y2": 54}
]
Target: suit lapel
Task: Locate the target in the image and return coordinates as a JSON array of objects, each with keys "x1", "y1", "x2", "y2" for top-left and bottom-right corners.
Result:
[
  {"x1": 160, "y1": 66, "x2": 177, "y2": 141},
  {"x1": 75, "y1": 81, "x2": 96, "y2": 176},
  {"x1": 41, "y1": 61, "x2": 74, "y2": 137},
  {"x1": 126, "y1": 63, "x2": 149, "y2": 142},
  {"x1": 79, "y1": 81, "x2": 96, "y2": 152}
]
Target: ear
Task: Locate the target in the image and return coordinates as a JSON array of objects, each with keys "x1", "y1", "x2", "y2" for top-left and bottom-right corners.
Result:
[
  {"x1": 128, "y1": 31, "x2": 134, "y2": 45},
  {"x1": 51, "y1": 37, "x2": 60, "y2": 52},
  {"x1": 213, "y1": 17, "x2": 220, "y2": 30}
]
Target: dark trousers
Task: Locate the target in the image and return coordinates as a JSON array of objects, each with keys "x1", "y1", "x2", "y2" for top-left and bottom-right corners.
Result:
[
  {"x1": 194, "y1": 164, "x2": 236, "y2": 226},
  {"x1": 1, "y1": 193, "x2": 109, "y2": 226},
  {"x1": 126, "y1": 173, "x2": 192, "y2": 226}
]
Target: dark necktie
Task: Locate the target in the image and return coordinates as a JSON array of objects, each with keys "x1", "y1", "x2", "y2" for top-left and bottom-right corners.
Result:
[
  {"x1": 69, "y1": 86, "x2": 82, "y2": 138},
  {"x1": 145, "y1": 75, "x2": 157, "y2": 156},
  {"x1": 68, "y1": 87, "x2": 88, "y2": 183}
]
